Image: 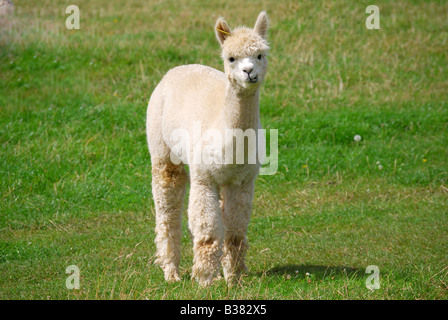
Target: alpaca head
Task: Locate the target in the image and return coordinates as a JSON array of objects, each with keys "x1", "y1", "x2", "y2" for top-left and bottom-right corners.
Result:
[{"x1": 215, "y1": 12, "x2": 270, "y2": 93}]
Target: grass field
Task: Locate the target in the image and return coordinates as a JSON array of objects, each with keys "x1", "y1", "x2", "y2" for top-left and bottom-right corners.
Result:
[{"x1": 1, "y1": 0, "x2": 447, "y2": 299}]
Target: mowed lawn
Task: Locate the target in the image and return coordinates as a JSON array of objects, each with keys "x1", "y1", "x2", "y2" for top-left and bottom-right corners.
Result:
[{"x1": 1, "y1": 0, "x2": 447, "y2": 299}]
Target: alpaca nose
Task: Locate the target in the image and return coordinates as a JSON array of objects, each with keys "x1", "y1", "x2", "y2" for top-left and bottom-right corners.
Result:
[{"x1": 243, "y1": 67, "x2": 254, "y2": 75}]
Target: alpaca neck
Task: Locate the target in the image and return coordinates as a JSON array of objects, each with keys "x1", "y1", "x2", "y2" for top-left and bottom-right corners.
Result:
[{"x1": 224, "y1": 83, "x2": 260, "y2": 131}]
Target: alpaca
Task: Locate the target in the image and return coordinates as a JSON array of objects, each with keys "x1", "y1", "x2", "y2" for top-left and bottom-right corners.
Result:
[{"x1": 146, "y1": 12, "x2": 269, "y2": 286}]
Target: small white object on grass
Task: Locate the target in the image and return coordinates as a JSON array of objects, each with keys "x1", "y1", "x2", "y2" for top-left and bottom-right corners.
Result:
[{"x1": 354, "y1": 134, "x2": 362, "y2": 142}]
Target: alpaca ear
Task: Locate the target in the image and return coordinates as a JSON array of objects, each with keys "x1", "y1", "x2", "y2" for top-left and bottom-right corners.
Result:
[
  {"x1": 254, "y1": 11, "x2": 269, "y2": 39},
  {"x1": 215, "y1": 17, "x2": 232, "y2": 45}
]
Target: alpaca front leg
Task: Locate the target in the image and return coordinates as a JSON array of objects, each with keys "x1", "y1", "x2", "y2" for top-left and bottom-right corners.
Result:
[
  {"x1": 152, "y1": 161, "x2": 188, "y2": 282},
  {"x1": 221, "y1": 179, "x2": 255, "y2": 283},
  {"x1": 188, "y1": 180, "x2": 223, "y2": 286}
]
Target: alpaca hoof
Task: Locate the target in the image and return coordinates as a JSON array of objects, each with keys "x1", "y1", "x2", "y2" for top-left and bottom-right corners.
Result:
[
  {"x1": 197, "y1": 277, "x2": 213, "y2": 287},
  {"x1": 224, "y1": 273, "x2": 240, "y2": 286},
  {"x1": 193, "y1": 273, "x2": 215, "y2": 287},
  {"x1": 193, "y1": 273, "x2": 224, "y2": 287},
  {"x1": 163, "y1": 265, "x2": 181, "y2": 282},
  {"x1": 192, "y1": 267, "x2": 219, "y2": 287}
]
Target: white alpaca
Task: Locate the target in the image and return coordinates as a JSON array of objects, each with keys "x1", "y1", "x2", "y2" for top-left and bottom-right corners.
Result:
[{"x1": 146, "y1": 12, "x2": 269, "y2": 286}]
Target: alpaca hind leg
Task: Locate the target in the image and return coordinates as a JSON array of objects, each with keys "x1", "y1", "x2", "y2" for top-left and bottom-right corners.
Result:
[{"x1": 152, "y1": 160, "x2": 188, "y2": 282}]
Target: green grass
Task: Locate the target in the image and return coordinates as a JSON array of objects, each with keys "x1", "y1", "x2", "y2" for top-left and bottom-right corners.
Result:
[{"x1": 1, "y1": 0, "x2": 447, "y2": 299}]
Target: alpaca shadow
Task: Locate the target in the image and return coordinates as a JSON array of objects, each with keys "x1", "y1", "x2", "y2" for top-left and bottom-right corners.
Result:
[{"x1": 257, "y1": 264, "x2": 363, "y2": 279}]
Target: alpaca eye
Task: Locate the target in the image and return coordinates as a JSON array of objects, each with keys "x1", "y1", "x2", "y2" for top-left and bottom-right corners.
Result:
[
  {"x1": 257, "y1": 54, "x2": 262, "y2": 60},
  {"x1": 229, "y1": 57, "x2": 235, "y2": 62}
]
